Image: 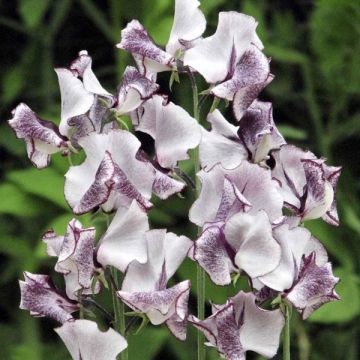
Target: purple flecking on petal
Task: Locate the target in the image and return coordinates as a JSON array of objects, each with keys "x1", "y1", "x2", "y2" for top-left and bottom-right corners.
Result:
[
  {"x1": 118, "y1": 280, "x2": 191, "y2": 329},
  {"x1": 225, "y1": 211, "x2": 281, "y2": 278},
  {"x1": 116, "y1": 66, "x2": 159, "y2": 114},
  {"x1": 135, "y1": 95, "x2": 201, "y2": 168},
  {"x1": 184, "y1": 12, "x2": 262, "y2": 84},
  {"x1": 166, "y1": 0, "x2": 206, "y2": 56},
  {"x1": 193, "y1": 226, "x2": 236, "y2": 286},
  {"x1": 286, "y1": 252, "x2": 340, "y2": 319},
  {"x1": 117, "y1": 20, "x2": 174, "y2": 72},
  {"x1": 152, "y1": 170, "x2": 185, "y2": 199},
  {"x1": 96, "y1": 200, "x2": 149, "y2": 272},
  {"x1": 43, "y1": 220, "x2": 99, "y2": 300},
  {"x1": 19, "y1": 272, "x2": 78, "y2": 323},
  {"x1": 301, "y1": 159, "x2": 335, "y2": 221},
  {"x1": 237, "y1": 101, "x2": 285, "y2": 163},
  {"x1": 231, "y1": 291, "x2": 285, "y2": 358},
  {"x1": 322, "y1": 165, "x2": 341, "y2": 226},
  {"x1": 55, "y1": 319, "x2": 127, "y2": 360},
  {"x1": 8, "y1": 103, "x2": 68, "y2": 168}
]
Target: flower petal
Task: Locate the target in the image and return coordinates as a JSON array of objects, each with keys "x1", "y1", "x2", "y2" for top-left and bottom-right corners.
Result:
[
  {"x1": 116, "y1": 66, "x2": 159, "y2": 114},
  {"x1": 97, "y1": 200, "x2": 149, "y2": 272},
  {"x1": 184, "y1": 12, "x2": 262, "y2": 83},
  {"x1": 238, "y1": 101, "x2": 285, "y2": 162},
  {"x1": 8, "y1": 103, "x2": 67, "y2": 168},
  {"x1": 199, "y1": 110, "x2": 247, "y2": 170},
  {"x1": 117, "y1": 20, "x2": 174, "y2": 71},
  {"x1": 225, "y1": 211, "x2": 281, "y2": 278},
  {"x1": 231, "y1": 291, "x2": 284, "y2": 358},
  {"x1": 193, "y1": 226, "x2": 235, "y2": 285},
  {"x1": 166, "y1": 0, "x2": 206, "y2": 56},
  {"x1": 286, "y1": 252, "x2": 340, "y2": 319},
  {"x1": 135, "y1": 95, "x2": 201, "y2": 168},
  {"x1": 19, "y1": 272, "x2": 78, "y2": 323},
  {"x1": 55, "y1": 319, "x2": 127, "y2": 360},
  {"x1": 55, "y1": 68, "x2": 95, "y2": 136}
]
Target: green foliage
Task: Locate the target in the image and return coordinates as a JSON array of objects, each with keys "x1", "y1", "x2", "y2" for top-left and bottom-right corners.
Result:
[{"x1": 0, "y1": 0, "x2": 359, "y2": 359}]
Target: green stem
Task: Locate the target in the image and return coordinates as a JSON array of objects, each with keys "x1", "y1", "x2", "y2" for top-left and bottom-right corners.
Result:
[
  {"x1": 188, "y1": 69, "x2": 205, "y2": 360},
  {"x1": 283, "y1": 303, "x2": 291, "y2": 360},
  {"x1": 110, "y1": 267, "x2": 128, "y2": 360}
]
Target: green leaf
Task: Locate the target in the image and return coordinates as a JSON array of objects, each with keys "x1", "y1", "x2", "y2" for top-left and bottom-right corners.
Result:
[
  {"x1": 18, "y1": 0, "x2": 50, "y2": 29},
  {"x1": 0, "y1": 184, "x2": 40, "y2": 217},
  {"x1": 7, "y1": 167, "x2": 68, "y2": 210},
  {"x1": 309, "y1": 268, "x2": 360, "y2": 323},
  {"x1": 277, "y1": 125, "x2": 307, "y2": 141},
  {"x1": 1, "y1": 66, "x2": 25, "y2": 104}
]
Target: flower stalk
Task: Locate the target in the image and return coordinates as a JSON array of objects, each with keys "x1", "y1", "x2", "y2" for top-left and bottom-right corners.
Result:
[{"x1": 283, "y1": 302, "x2": 292, "y2": 360}]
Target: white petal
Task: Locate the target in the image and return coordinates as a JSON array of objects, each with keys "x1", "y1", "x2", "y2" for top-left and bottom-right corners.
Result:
[
  {"x1": 55, "y1": 68, "x2": 94, "y2": 136},
  {"x1": 97, "y1": 201, "x2": 149, "y2": 272},
  {"x1": 166, "y1": 0, "x2": 206, "y2": 56},
  {"x1": 55, "y1": 319, "x2": 127, "y2": 360},
  {"x1": 184, "y1": 12, "x2": 261, "y2": 83}
]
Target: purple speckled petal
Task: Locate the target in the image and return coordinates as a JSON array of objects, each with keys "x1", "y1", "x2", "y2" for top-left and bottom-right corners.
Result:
[
  {"x1": 301, "y1": 159, "x2": 334, "y2": 221},
  {"x1": 55, "y1": 319, "x2": 127, "y2": 360},
  {"x1": 135, "y1": 95, "x2": 201, "y2": 168},
  {"x1": 193, "y1": 226, "x2": 235, "y2": 286},
  {"x1": 116, "y1": 66, "x2": 159, "y2": 114},
  {"x1": 117, "y1": 20, "x2": 174, "y2": 73},
  {"x1": 8, "y1": 103, "x2": 67, "y2": 168},
  {"x1": 225, "y1": 211, "x2": 281, "y2": 278},
  {"x1": 19, "y1": 272, "x2": 78, "y2": 323},
  {"x1": 97, "y1": 200, "x2": 149, "y2": 272},
  {"x1": 118, "y1": 280, "x2": 191, "y2": 329},
  {"x1": 238, "y1": 101, "x2": 285, "y2": 162},
  {"x1": 43, "y1": 220, "x2": 98, "y2": 300},
  {"x1": 211, "y1": 45, "x2": 272, "y2": 114},
  {"x1": 184, "y1": 12, "x2": 262, "y2": 83},
  {"x1": 231, "y1": 291, "x2": 284, "y2": 358},
  {"x1": 65, "y1": 130, "x2": 155, "y2": 214},
  {"x1": 199, "y1": 110, "x2": 247, "y2": 170},
  {"x1": 152, "y1": 170, "x2": 185, "y2": 199},
  {"x1": 286, "y1": 252, "x2": 340, "y2": 319},
  {"x1": 322, "y1": 165, "x2": 341, "y2": 226},
  {"x1": 190, "y1": 162, "x2": 283, "y2": 226},
  {"x1": 166, "y1": 0, "x2": 206, "y2": 56}
]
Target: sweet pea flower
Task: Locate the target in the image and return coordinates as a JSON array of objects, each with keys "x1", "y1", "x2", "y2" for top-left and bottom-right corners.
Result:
[
  {"x1": 42, "y1": 219, "x2": 100, "y2": 300},
  {"x1": 55, "y1": 50, "x2": 112, "y2": 137},
  {"x1": 271, "y1": 145, "x2": 341, "y2": 225},
  {"x1": 118, "y1": 229, "x2": 192, "y2": 340},
  {"x1": 189, "y1": 291, "x2": 284, "y2": 360},
  {"x1": 19, "y1": 272, "x2": 78, "y2": 323},
  {"x1": 132, "y1": 94, "x2": 202, "y2": 168},
  {"x1": 199, "y1": 101, "x2": 285, "y2": 170},
  {"x1": 8, "y1": 103, "x2": 68, "y2": 168},
  {"x1": 189, "y1": 162, "x2": 283, "y2": 285},
  {"x1": 64, "y1": 130, "x2": 155, "y2": 214},
  {"x1": 55, "y1": 319, "x2": 127, "y2": 360},
  {"x1": 117, "y1": 0, "x2": 205, "y2": 79}
]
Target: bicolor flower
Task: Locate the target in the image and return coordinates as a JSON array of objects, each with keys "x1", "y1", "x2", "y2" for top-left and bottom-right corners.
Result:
[
  {"x1": 19, "y1": 272, "x2": 78, "y2": 323},
  {"x1": 189, "y1": 291, "x2": 284, "y2": 360},
  {"x1": 132, "y1": 94, "x2": 202, "y2": 168},
  {"x1": 117, "y1": 0, "x2": 205, "y2": 79},
  {"x1": 96, "y1": 200, "x2": 149, "y2": 272},
  {"x1": 271, "y1": 145, "x2": 341, "y2": 225},
  {"x1": 118, "y1": 229, "x2": 192, "y2": 340},
  {"x1": 199, "y1": 101, "x2": 284, "y2": 170},
  {"x1": 8, "y1": 103, "x2": 68, "y2": 168},
  {"x1": 285, "y1": 252, "x2": 340, "y2": 319},
  {"x1": 64, "y1": 130, "x2": 155, "y2": 214},
  {"x1": 55, "y1": 50, "x2": 112, "y2": 137},
  {"x1": 42, "y1": 219, "x2": 99, "y2": 300},
  {"x1": 55, "y1": 319, "x2": 127, "y2": 360}
]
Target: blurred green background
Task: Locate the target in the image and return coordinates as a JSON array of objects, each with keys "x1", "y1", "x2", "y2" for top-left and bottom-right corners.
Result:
[{"x1": 0, "y1": 0, "x2": 359, "y2": 359}]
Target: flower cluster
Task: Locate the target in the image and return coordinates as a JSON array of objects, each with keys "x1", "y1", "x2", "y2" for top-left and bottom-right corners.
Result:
[{"x1": 11, "y1": 1, "x2": 341, "y2": 359}]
